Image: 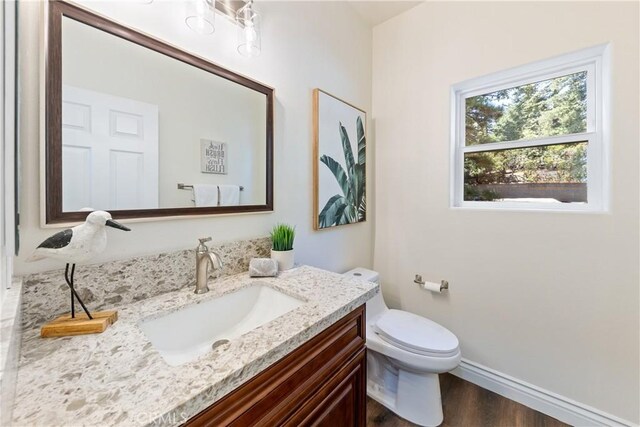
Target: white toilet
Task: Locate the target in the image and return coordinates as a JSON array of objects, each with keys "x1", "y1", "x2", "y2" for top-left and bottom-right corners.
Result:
[{"x1": 344, "y1": 268, "x2": 461, "y2": 427}]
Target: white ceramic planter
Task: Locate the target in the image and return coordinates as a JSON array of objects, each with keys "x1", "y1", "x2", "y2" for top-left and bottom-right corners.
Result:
[{"x1": 271, "y1": 249, "x2": 294, "y2": 271}]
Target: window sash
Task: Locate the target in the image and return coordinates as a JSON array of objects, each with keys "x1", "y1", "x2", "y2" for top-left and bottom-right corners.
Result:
[
  {"x1": 462, "y1": 136, "x2": 593, "y2": 199},
  {"x1": 460, "y1": 64, "x2": 595, "y2": 148},
  {"x1": 459, "y1": 64, "x2": 596, "y2": 147},
  {"x1": 453, "y1": 132, "x2": 602, "y2": 211}
]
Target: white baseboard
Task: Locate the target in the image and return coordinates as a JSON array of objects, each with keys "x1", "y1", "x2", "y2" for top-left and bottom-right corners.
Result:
[{"x1": 451, "y1": 358, "x2": 637, "y2": 427}]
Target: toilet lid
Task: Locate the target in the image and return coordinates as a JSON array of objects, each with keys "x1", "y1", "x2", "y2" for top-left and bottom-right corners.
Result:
[{"x1": 374, "y1": 310, "x2": 459, "y2": 357}]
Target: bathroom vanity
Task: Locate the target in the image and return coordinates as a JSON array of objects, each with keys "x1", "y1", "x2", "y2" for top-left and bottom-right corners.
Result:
[
  {"x1": 187, "y1": 306, "x2": 366, "y2": 426},
  {"x1": 11, "y1": 245, "x2": 377, "y2": 427}
]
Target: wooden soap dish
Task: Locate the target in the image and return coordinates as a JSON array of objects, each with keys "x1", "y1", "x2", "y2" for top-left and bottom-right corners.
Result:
[{"x1": 41, "y1": 310, "x2": 118, "y2": 338}]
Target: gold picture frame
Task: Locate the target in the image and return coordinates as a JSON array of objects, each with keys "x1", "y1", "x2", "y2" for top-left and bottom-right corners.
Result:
[{"x1": 313, "y1": 89, "x2": 367, "y2": 230}]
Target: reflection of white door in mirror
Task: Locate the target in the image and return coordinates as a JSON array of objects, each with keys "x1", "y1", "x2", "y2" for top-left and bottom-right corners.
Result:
[{"x1": 62, "y1": 85, "x2": 159, "y2": 212}]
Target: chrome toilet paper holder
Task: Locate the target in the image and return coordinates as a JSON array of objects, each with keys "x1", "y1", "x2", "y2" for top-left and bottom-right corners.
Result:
[{"x1": 414, "y1": 274, "x2": 449, "y2": 292}]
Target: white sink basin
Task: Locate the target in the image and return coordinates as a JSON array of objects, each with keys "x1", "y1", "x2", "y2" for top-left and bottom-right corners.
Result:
[{"x1": 139, "y1": 284, "x2": 305, "y2": 366}]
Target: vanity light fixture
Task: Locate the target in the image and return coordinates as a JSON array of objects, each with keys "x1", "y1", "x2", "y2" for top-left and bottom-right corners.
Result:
[
  {"x1": 236, "y1": 0, "x2": 261, "y2": 57},
  {"x1": 186, "y1": 0, "x2": 216, "y2": 35}
]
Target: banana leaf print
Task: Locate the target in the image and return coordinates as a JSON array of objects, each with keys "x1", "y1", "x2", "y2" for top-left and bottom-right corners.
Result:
[{"x1": 319, "y1": 116, "x2": 366, "y2": 228}]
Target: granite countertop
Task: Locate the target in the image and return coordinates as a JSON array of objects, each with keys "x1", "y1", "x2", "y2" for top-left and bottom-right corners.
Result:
[{"x1": 11, "y1": 265, "x2": 378, "y2": 426}]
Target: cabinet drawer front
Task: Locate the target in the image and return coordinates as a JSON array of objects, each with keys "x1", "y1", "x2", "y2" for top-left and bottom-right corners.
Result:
[{"x1": 186, "y1": 305, "x2": 365, "y2": 427}]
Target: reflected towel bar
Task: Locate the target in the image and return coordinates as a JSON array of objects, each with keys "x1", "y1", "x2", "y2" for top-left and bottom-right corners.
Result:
[{"x1": 178, "y1": 183, "x2": 244, "y2": 191}]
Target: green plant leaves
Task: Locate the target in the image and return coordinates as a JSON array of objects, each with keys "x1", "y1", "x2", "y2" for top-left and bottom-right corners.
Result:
[
  {"x1": 357, "y1": 116, "x2": 365, "y2": 165},
  {"x1": 270, "y1": 223, "x2": 295, "y2": 251},
  {"x1": 320, "y1": 155, "x2": 350, "y2": 197},
  {"x1": 319, "y1": 195, "x2": 348, "y2": 228},
  {"x1": 319, "y1": 116, "x2": 367, "y2": 228},
  {"x1": 339, "y1": 123, "x2": 356, "y2": 178}
]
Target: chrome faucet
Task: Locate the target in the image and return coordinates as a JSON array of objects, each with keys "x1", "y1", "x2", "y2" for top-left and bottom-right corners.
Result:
[{"x1": 194, "y1": 237, "x2": 223, "y2": 294}]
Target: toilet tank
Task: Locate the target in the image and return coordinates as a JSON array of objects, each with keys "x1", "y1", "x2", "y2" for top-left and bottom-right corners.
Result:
[
  {"x1": 343, "y1": 267, "x2": 379, "y2": 283},
  {"x1": 343, "y1": 267, "x2": 387, "y2": 321}
]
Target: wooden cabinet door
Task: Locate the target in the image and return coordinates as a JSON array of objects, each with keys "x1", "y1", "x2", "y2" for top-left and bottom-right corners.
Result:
[
  {"x1": 284, "y1": 348, "x2": 366, "y2": 427},
  {"x1": 185, "y1": 306, "x2": 366, "y2": 427}
]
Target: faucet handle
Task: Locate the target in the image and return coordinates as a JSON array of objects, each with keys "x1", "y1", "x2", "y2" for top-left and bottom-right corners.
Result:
[{"x1": 197, "y1": 237, "x2": 212, "y2": 252}]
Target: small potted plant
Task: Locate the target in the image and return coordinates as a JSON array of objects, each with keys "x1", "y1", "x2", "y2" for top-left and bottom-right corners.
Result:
[{"x1": 270, "y1": 223, "x2": 295, "y2": 271}]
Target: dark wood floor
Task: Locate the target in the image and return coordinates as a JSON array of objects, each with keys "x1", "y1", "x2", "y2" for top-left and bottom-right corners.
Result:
[{"x1": 366, "y1": 373, "x2": 569, "y2": 427}]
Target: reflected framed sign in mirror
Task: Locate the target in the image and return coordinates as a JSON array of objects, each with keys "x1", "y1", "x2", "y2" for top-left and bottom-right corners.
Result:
[{"x1": 45, "y1": 0, "x2": 274, "y2": 224}]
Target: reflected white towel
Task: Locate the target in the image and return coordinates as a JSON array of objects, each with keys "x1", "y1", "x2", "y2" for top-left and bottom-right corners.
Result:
[
  {"x1": 218, "y1": 185, "x2": 240, "y2": 206},
  {"x1": 192, "y1": 184, "x2": 219, "y2": 207}
]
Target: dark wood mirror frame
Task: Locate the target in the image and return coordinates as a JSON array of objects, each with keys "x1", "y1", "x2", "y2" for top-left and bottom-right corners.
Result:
[{"x1": 46, "y1": 0, "x2": 274, "y2": 224}]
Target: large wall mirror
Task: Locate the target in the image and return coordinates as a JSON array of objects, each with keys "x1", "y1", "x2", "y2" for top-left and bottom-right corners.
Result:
[{"x1": 46, "y1": 1, "x2": 273, "y2": 224}]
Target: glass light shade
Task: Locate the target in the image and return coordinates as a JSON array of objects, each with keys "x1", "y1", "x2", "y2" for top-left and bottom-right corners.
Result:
[
  {"x1": 236, "y1": 2, "x2": 261, "y2": 57},
  {"x1": 185, "y1": 0, "x2": 216, "y2": 35}
]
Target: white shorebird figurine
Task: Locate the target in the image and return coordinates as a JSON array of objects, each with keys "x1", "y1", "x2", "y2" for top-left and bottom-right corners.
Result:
[{"x1": 29, "y1": 211, "x2": 130, "y2": 320}]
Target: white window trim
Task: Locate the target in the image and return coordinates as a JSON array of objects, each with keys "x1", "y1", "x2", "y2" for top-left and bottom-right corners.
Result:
[{"x1": 450, "y1": 44, "x2": 610, "y2": 213}]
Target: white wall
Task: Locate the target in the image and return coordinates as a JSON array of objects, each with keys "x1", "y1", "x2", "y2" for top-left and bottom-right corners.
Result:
[
  {"x1": 373, "y1": 1, "x2": 638, "y2": 423},
  {"x1": 1, "y1": 0, "x2": 17, "y2": 303},
  {"x1": 62, "y1": 17, "x2": 267, "y2": 208},
  {"x1": 0, "y1": 3, "x2": 19, "y2": 425},
  {"x1": 15, "y1": 1, "x2": 374, "y2": 275},
  {"x1": 0, "y1": 0, "x2": 8, "y2": 304}
]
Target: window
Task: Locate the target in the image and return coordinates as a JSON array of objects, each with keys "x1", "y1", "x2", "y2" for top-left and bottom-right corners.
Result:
[{"x1": 451, "y1": 45, "x2": 609, "y2": 211}]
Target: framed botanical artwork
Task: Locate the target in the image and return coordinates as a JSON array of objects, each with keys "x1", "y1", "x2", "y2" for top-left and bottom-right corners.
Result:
[{"x1": 313, "y1": 89, "x2": 367, "y2": 230}]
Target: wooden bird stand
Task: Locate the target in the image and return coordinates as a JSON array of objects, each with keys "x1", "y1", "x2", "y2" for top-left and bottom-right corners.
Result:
[{"x1": 41, "y1": 310, "x2": 118, "y2": 338}]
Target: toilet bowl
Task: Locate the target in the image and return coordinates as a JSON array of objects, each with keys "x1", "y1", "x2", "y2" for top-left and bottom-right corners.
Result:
[{"x1": 344, "y1": 268, "x2": 461, "y2": 427}]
